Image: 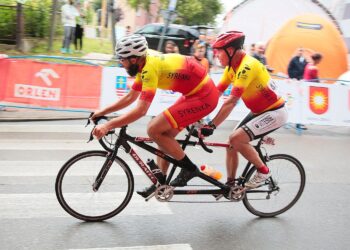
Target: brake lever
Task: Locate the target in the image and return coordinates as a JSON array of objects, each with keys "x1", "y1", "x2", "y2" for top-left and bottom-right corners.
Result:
[{"x1": 198, "y1": 138, "x2": 213, "y2": 153}]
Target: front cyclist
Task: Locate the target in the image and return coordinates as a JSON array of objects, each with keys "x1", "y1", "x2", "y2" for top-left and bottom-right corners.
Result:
[
  {"x1": 91, "y1": 34, "x2": 220, "y2": 196},
  {"x1": 203, "y1": 31, "x2": 288, "y2": 188}
]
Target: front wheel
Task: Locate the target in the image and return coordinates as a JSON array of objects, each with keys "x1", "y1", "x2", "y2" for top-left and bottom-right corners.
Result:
[
  {"x1": 55, "y1": 151, "x2": 134, "y2": 221},
  {"x1": 243, "y1": 154, "x2": 305, "y2": 217}
]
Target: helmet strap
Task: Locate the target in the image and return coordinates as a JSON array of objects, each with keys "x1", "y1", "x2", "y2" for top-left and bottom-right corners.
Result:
[{"x1": 225, "y1": 48, "x2": 238, "y2": 72}]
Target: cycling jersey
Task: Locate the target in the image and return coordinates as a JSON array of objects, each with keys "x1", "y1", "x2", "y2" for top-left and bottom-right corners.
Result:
[
  {"x1": 132, "y1": 53, "x2": 219, "y2": 129},
  {"x1": 132, "y1": 53, "x2": 208, "y2": 102},
  {"x1": 216, "y1": 54, "x2": 284, "y2": 114}
]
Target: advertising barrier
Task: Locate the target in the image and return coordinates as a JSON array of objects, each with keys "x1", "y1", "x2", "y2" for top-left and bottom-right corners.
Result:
[
  {"x1": 1, "y1": 58, "x2": 349, "y2": 127},
  {"x1": 0, "y1": 58, "x2": 102, "y2": 110}
]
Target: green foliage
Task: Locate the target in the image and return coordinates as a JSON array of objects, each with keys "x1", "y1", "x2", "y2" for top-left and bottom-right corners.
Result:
[
  {"x1": 23, "y1": 0, "x2": 52, "y2": 37},
  {"x1": 92, "y1": 0, "x2": 102, "y2": 11},
  {"x1": 0, "y1": 0, "x2": 17, "y2": 41},
  {"x1": 126, "y1": 0, "x2": 222, "y2": 25},
  {"x1": 0, "y1": 0, "x2": 53, "y2": 41},
  {"x1": 175, "y1": 0, "x2": 222, "y2": 25},
  {"x1": 127, "y1": 0, "x2": 151, "y2": 11}
]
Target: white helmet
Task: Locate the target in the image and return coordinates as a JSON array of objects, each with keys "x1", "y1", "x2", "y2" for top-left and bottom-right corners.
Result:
[{"x1": 116, "y1": 34, "x2": 148, "y2": 58}]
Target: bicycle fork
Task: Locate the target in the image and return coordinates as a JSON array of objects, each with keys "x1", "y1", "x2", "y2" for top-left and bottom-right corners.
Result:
[{"x1": 92, "y1": 152, "x2": 115, "y2": 192}]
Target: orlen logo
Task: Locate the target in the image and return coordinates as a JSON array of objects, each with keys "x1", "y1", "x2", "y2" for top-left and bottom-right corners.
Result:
[{"x1": 14, "y1": 68, "x2": 61, "y2": 101}]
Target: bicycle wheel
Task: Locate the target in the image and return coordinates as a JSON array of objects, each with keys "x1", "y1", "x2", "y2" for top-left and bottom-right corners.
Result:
[
  {"x1": 55, "y1": 150, "x2": 134, "y2": 221},
  {"x1": 243, "y1": 154, "x2": 305, "y2": 217}
]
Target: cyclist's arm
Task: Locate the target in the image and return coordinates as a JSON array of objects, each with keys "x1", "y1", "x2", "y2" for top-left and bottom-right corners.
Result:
[
  {"x1": 104, "y1": 99, "x2": 151, "y2": 130},
  {"x1": 211, "y1": 95, "x2": 240, "y2": 127},
  {"x1": 93, "y1": 89, "x2": 140, "y2": 118}
]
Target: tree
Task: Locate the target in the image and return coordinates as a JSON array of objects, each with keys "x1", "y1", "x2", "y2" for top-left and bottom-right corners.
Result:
[
  {"x1": 126, "y1": 0, "x2": 222, "y2": 25},
  {"x1": 175, "y1": 0, "x2": 222, "y2": 25}
]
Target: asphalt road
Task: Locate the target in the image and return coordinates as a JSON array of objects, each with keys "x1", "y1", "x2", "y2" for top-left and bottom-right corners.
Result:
[{"x1": 0, "y1": 117, "x2": 349, "y2": 250}]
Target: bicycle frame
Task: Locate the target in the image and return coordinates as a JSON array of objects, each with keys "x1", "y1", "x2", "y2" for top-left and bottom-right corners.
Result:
[{"x1": 95, "y1": 124, "x2": 275, "y2": 199}]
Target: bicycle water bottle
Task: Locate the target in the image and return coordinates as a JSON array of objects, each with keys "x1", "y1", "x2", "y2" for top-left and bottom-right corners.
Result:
[
  {"x1": 200, "y1": 165, "x2": 222, "y2": 180},
  {"x1": 147, "y1": 159, "x2": 165, "y2": 184}
]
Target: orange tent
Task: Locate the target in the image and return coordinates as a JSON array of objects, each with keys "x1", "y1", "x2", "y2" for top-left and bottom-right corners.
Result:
[{"x1": 265, "y1": 14, "x2": 348, "y2": 81}]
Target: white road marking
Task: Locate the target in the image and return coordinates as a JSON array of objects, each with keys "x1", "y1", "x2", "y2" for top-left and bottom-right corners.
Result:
[
  {"x1": 0, "y1": 161, "x2": 144, "y2": 176},
  {"x1": 0, "y1": 193, "x2": 172, "y2": 219},
  {"x1": 0, "y1": 140, "x2": 101, "y2": 150},
  {"x1": 0, "y1": 124, "x2": 90, "y2": 133},
  {"x1": 69, "y1": 244, "x2": 193, "y2": 250}
]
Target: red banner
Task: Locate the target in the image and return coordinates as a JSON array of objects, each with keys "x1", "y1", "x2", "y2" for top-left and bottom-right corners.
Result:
[
  {"x1": 309, "y1": 86, "x2": 329, "y2": 115},
  {"x1": 0, "y1": 59, "x2": 102, "y2": 110}
]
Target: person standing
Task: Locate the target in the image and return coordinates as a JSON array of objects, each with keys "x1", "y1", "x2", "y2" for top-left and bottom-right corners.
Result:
[
  {"x1": 74, "y1": 1, "x2": 85, "y2": 53},
  {"x1": 61, "y1": 0, "x2": 79, "y2": 54},
  {"x1": 287, "y1": 48, "x2": 307, "y2": 80},
  {"x1": 288, "y1": 48, "x2": 308, "y2": 130},
  {"x1": 192, "y1": 43, "x2": 210, "y2": 72},
  {"x1": 303, "y1": 53, "x2": 323, "y2": 82},
  {"x1": 164, "y1": 40, "x2": 179, "y2": 54},
  {"x1": 253, "y1": 42, "x2": 273, "y2": 72}
]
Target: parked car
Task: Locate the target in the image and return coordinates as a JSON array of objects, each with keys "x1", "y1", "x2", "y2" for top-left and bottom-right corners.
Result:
[{"x1": 134, "y1": 23, "x2": 200, "y2": 55}]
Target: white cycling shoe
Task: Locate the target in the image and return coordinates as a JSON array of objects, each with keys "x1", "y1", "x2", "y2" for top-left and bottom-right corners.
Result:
[{"x1": 245, "y1": 171, "x2": 271, "y2": 189}]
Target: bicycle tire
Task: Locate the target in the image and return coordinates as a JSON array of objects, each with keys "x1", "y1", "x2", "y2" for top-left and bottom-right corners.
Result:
[
  {"x1": 55, "y1": 150, "x2": 134, "y2": 222},
  {"x1": 243, "y1": 154, "x2": 305, "y2": 218}
]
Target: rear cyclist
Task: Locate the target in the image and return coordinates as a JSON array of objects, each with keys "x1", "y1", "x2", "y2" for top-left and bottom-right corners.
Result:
[
  {"x1": 91, "y1": 34, "x2": 220, "y2": 197},
  {"x1": 202, "y1": 31, "x2": 288, "y2": 188}
]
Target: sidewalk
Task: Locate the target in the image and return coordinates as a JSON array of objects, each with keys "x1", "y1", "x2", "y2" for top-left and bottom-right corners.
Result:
[{"x1": 0, "y1": 106, "x2": 89, "y2": 122}]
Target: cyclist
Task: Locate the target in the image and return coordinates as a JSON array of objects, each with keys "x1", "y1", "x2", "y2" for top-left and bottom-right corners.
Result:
[
  {"x1": 91, "y1": 34, "x2": 220, "y2": 197},
  {"x1": 201, "y1": 31, "x2": 288, "y2": 188}
]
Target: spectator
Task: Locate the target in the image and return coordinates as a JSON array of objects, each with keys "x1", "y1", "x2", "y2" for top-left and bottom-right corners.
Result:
[
  {"x1": 61, "y1": 0, "x2": 79, "y2": 54},
  {"x1": 205, "y1": 36, "x2": 215, "y2": 68},
  {"x1": 297, "y1": 52, "x2": 323, "y2": 131},
  {"x1": 303, "y1": 52, "x2": 323, "y2": 82},
  {"x1": 249, "y1": 43, "x2": 255, "y2": 56},
  {"x1": 74, "y1": 1, "x2": 85, "y2": 53},
  {"x1": 252, "y1": 42, "x2": 266, "y2": 64},
  {"x1": 253, "y1": 42, "x2": 273, "y2": 72},
  {"x1": 193, "y1": 43, "x2": 210, "y2": 72},
  {"x1": 164, "y1": 40, "x2": 179, "y2": 54},
  {"x1": 125, "y1": 25, "x2": 131, "y2": 36},
  {"x1": 287, "y1": 48, "x2": 307, "y2": 80}
]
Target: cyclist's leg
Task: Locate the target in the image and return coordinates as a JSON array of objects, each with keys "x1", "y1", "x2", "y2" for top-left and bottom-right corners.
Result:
[
  {"x1": 148, "y1": 115, "x2": 185, "y2": 160},
  {"x1": 235, "y1": 105, "x2": 288, "y2": 188},
  {"x1": 148, "y1": 81, "x2": 219, "y2": 186},
  {"x1": 225, "y1": 113, "x2": 256, "y2": 184},
  {"x1": 156, "y1": 129, "x2": 181, "y2": 174},
  {"x1": 226, "y1": 144, "x2": 239, "y2": 184}
]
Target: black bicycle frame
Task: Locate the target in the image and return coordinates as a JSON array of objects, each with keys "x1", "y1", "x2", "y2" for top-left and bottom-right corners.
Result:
[
  {"x1": 94, "y1": 125, "x2": 270, "y2": 196},
  {"x1": 110, "y1": 126, "x2": 231, "y2": 195}
]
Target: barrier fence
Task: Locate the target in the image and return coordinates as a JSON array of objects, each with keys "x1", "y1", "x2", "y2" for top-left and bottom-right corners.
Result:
[{"x1": 1, "y1": 57, "x2": 350, "y2": 127}]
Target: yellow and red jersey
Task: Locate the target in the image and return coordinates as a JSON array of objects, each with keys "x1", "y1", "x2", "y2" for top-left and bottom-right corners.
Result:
[
  {"x1": 131, "y1": 53, "x2": 208, "y2": 102},
  {"x1": 216, "y1": 54, "x2": 284, "y2": 114}
]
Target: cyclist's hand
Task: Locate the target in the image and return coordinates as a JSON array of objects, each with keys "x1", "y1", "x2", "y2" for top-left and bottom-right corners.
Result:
[
  {"x1": 90, "y1": 110, "x2": 104, "y2": 123},
  {"x1": 92, "y1": 124, "x2": 109, "y2": 140},
  {"x1": 199, "y1": 121, "x2": 216, "y2": 137},
  {"x1": 200, "y1": 125, "x2": 215, "y2": 137}
]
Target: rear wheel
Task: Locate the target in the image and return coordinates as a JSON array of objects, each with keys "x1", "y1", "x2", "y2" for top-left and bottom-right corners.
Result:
[
  {"x1": 55, "y1": 151, "x2": 134, "y2": 221},
  {"x1": 243, "y1": 154, "x2": 305, "y2": 217}
]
